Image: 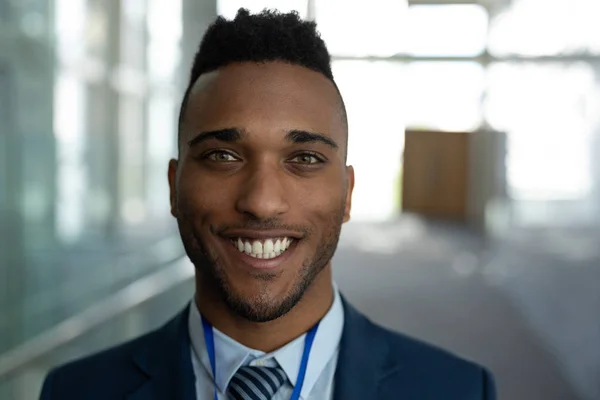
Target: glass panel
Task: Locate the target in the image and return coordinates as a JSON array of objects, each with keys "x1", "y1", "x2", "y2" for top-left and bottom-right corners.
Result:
[
  {"x1": 333, "y1": 60, "x2": 405, "y2": 221},
  {"x1": 85, "y1": 82, "x2": 113, "y2": 228},
  {"x1": 86, "y1": 0, "x2": 110, "y2": 59},
  {"x1": 118, "y1": 95, "x2": 146, "y2": 225},
  {"x1": 54, "y1": 0, "x2": 86, "y2": 65},
  {"x1": 0, "y1": 0, "x2": 187, "y2": 368},
  {"x1": 146, "y1": 92, "x2": 176, "y2": 217},
  {"x1": 0, "y1": 66, "x2": 9, "y2": 214},
  {"x1": 316, "y1": 0, "x2": 408, "y2": 57},
  {"x1": 406, "y1": 5, "x2": 488, "y2": 57},
  {"x1": 147, "y1": 0, "x2": 182, "y2": 84},
  {"x1": 120, "y1": 0, "x2": 146, "y2": 69},
  {"x1": 485, "y1": 62, "x2": 600, "y2": 200},
  {"x1": 404, "y1": 62, "x2": 484, "y2": 131},
  {"x1": 54, "y1": 72, "x2": 87, "y2": 243},
  {"x1": 0, "y1": 0, "x2": 9, "y2": 24},
  {"x1": 489, "y1": 0, "x2": 600, "y2": 56},
  {"x1": 218, "y1": 0, "x2": 308, "y2": 19}
]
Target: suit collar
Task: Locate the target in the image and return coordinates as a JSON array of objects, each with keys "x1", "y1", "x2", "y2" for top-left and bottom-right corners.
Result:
[
  {"x1": 128, "y1": 305, "x2": 196, "y2": 400},
  {"x1": 189, "y1": 287, "x2": 345, "y2": 399},
  {"x1": 124, "y1": 296, "x2": 401, "y2": 400},
  {"x1": 333, "y1": 297, "x2": 400, "y2": 400}
]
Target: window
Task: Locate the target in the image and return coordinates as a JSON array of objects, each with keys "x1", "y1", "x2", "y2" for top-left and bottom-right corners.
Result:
[
  {"x1": 485, "y1": 62, "x2": 598, "y2": 200},
  {"x1": 404, "y1": 62, "x2": 484, "y2": 131},
  {"x1": 54, "y1": 71, "x2": 87, "y2": 242},
  {"x1": 319, "y1": 2, "x2": 489, "y2": 220},
  {"x1": 489, "y1": 0, "x2": 600, "y2": 56},
  {"x1": 406, "y1": 5, "x2": 488, "y2": 57},
  {"x1": 333, "y1": 61, "x2": 405, "y2": 220},
  {"x1": 316, "y1": 0, "x2": 407, "y2": 57},
  {"x1": 218, "y1": 0, "x2": 308, "y2": 19}
]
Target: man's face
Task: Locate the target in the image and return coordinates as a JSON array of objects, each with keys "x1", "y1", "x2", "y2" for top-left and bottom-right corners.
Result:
[{"x1": 169, "y1": 61, "x2": 353, "y2": 322}]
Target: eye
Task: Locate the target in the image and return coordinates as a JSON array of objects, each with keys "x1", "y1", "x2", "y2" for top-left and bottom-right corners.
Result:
[
  {"x1": 205, "y1": 150, "x2": 239, "y2": 162},
  {"x1": 289, "y1": 153, "x2": 324, "y2": 165}
]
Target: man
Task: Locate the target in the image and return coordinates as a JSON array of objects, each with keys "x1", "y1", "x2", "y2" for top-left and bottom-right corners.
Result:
[{"x1": 40, "y1": 9, "x2": 496, "y2": 400}]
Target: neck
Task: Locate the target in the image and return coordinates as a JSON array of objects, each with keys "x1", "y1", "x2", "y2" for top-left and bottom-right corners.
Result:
[{"x1": 195, "y1": 265, "x2": 334, "y2": 353}]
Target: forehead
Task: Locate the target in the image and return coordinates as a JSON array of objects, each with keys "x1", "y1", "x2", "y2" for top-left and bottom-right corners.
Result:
[{"x1": 182, "y1": 62, "x2": 345, "y2": 141}]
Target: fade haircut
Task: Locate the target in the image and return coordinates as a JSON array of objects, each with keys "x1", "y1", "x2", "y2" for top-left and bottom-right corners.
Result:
[{"x1": 177, "y1": 8, "x2": 347, "y2": 150}]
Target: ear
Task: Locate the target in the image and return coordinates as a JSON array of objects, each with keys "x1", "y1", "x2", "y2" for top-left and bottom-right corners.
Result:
[
  {"x1": 168, "y1": 159, "x2": 179, "y2": 218},
  {"x1": 343, "y1": 165, "x2": 354, "y2": 223}
]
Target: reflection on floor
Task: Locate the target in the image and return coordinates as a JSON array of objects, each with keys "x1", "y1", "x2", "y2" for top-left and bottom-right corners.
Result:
[
  {"x1": 2, "y1": 217, "x2": 598, "y2": 400},
  {"x1": 336, "y1": 217, "x2": 599, "y2": 400}
]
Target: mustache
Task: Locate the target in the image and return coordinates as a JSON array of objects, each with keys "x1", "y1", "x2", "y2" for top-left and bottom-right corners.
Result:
[{"x1": 210, "y1": 218, "x2": 312, "y2": 236}]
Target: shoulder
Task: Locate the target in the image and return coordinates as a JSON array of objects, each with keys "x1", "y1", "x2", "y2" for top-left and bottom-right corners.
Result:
[
  {"x1": 40, "y1": 330, "x2": 156, "y2": 400},
  {"x1": 40, "y1": 305, "x2": 190, "y2": 399},
  {"x1": 375, "y1": 320, "x2": 488, "y2": 373},
  {"x1": 370, "y1": 320, "x2": 496, "y2": 399},
  {"x1": 339, "y1": 299, "x2": 496, "y2": 399}
]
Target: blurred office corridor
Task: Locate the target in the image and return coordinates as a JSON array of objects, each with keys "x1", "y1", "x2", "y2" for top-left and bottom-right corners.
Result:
[{"x1": 1, "y1": 0, "x2": 600, "y2": 399}]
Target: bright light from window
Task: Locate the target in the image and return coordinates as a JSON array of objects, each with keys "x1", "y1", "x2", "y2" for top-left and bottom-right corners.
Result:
[
  {"x1": 54, "y1": 72, "x2": 86, "y2": 243},
  {"x1": 148, "y1": 0, "x2": 182, "y2": 83},
  {"x1": 54, "y1": 73, "x2": 84, "y2": 144},
  {"x1": 406, "y1": 5, "x2": 488, "y2": 57},
  {"x1": 218, "y1": 0, "x2": 308, "y2": 19},
  {"x1": 146, "y1": 93, "x2": 176, "y2": 216},
  {"x1": 489, "y1": 0, "x2": 600, "y2": 56},
  {"x1": 123, "y1": 0, "x2": 146, "y2": 24},
  {"x1": 333, "y1": 60, "x2": 405, "y2": 221},
  {"x1": 317, "y1": 0, "x2": 408, "y2": 57},
  {"x1": 485, "y1": 63, "x2": 597, "y2": 200},
  {"x1": 147, "y1": 0, "x2": 182, "y2": 40},
  {"x1": 404, "y1": 62, "x2": 484, "y2": 131},
  {"x1": 54, "y1": 0, "x2": 86, "y2": 63}
]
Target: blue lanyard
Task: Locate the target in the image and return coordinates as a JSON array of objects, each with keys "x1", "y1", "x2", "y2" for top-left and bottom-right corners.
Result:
[{"x1": 201, "y1": 315, "x2": 319, "y2": 400}]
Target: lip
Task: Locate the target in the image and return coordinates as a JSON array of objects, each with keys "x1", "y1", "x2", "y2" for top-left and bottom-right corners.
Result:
[
  {"x1": 218, "y1": 235, "x2": 299, "y2": 271},
  {"x1": 222, "y1": 229, "x2": 304, "y2": 240}
]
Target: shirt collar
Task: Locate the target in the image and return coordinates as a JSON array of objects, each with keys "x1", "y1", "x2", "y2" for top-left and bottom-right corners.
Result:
[{"x1": 188, "y1": 285, "x2": 345, "y2": 399}]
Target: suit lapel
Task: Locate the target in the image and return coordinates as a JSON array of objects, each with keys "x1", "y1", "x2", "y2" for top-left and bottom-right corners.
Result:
[
  {"x1": 124, "y1": 298, "x2": 406, "y2": 399},
  {"x1": 333, "y1": 298, "x2": 399, "y2": 400},
  {"x1": 128, "y1": 305, "x2": 196, "y2": 400}
]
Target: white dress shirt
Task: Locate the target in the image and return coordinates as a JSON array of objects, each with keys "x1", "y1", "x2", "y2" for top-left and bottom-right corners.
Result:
[{"x1": 188, "y1": 286, "x2": 344, "y2": 400}]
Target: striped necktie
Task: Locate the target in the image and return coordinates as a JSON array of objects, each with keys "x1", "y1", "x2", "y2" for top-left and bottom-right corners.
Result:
[{"x1": 227, "y1": 365, "x2": 288, "y2": 400}]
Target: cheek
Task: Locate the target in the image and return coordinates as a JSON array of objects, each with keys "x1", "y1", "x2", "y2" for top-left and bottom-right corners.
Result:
[
  {"x1": 296, "y1": 184, "x2": 345, "y2": 223},
  {"x1": 178, "y1": 171, "x2": 234, "y2": 214}
]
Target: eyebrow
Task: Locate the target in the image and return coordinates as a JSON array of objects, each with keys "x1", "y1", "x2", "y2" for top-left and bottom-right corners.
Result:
[
  {"x1": 188, "y1": 128, "x2": 242, "y2": 147},
  {"x1": 286, "y1": 130, "x2": 339, "y2": 150},
  {"x1": 188, "y1": 128, "x2": 339, "y2": 150}
]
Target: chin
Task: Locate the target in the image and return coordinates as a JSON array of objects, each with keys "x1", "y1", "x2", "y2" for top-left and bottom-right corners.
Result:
[{"x1": 221, "y1": 275, "x2": 305, "y2": 322}]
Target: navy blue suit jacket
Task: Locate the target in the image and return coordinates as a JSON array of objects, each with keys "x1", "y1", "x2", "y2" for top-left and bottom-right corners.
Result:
[{"x1": 40, "y1": 299, "x2": 496, "y2": 399}]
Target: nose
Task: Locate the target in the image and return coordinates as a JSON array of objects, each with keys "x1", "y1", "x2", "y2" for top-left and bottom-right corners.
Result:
[{"x1": 235, "y1": 164, "x2": 290, "y2": 220}]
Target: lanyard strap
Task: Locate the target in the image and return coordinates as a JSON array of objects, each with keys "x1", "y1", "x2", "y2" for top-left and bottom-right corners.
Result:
[
  {"x1": 201, "y1": 315, "x2": 319, "y2": 400},
  {"x1": 201, "y1": 317, "x2": 218, "y2": 400}
]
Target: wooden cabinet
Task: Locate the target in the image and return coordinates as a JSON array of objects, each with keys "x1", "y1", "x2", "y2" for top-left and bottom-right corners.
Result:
[
  {"x1": 402, "y1": 130, "x2": 469, "y2": 220},
  {"x1": 402, "y1": 129, "x2": 507, "y2": 225}
]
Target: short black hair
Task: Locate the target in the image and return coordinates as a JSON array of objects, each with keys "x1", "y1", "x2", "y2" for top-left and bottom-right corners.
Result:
[{"x1": 177, "y1": 8, "x2": 347, "y2": 146}]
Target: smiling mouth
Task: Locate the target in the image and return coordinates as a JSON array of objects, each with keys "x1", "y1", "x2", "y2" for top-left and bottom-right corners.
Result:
[{"x1": 228, "y1": 237, "x2": 295, "y2": 260}]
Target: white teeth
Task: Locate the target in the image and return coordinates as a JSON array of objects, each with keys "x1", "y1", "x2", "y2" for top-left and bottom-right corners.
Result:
[
  {"x1": 264, "y1": 239, "x2": 274, "y2": 253},
  {"x1": 231, "y1": 237, "x2": 294, "y2": 259}
]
